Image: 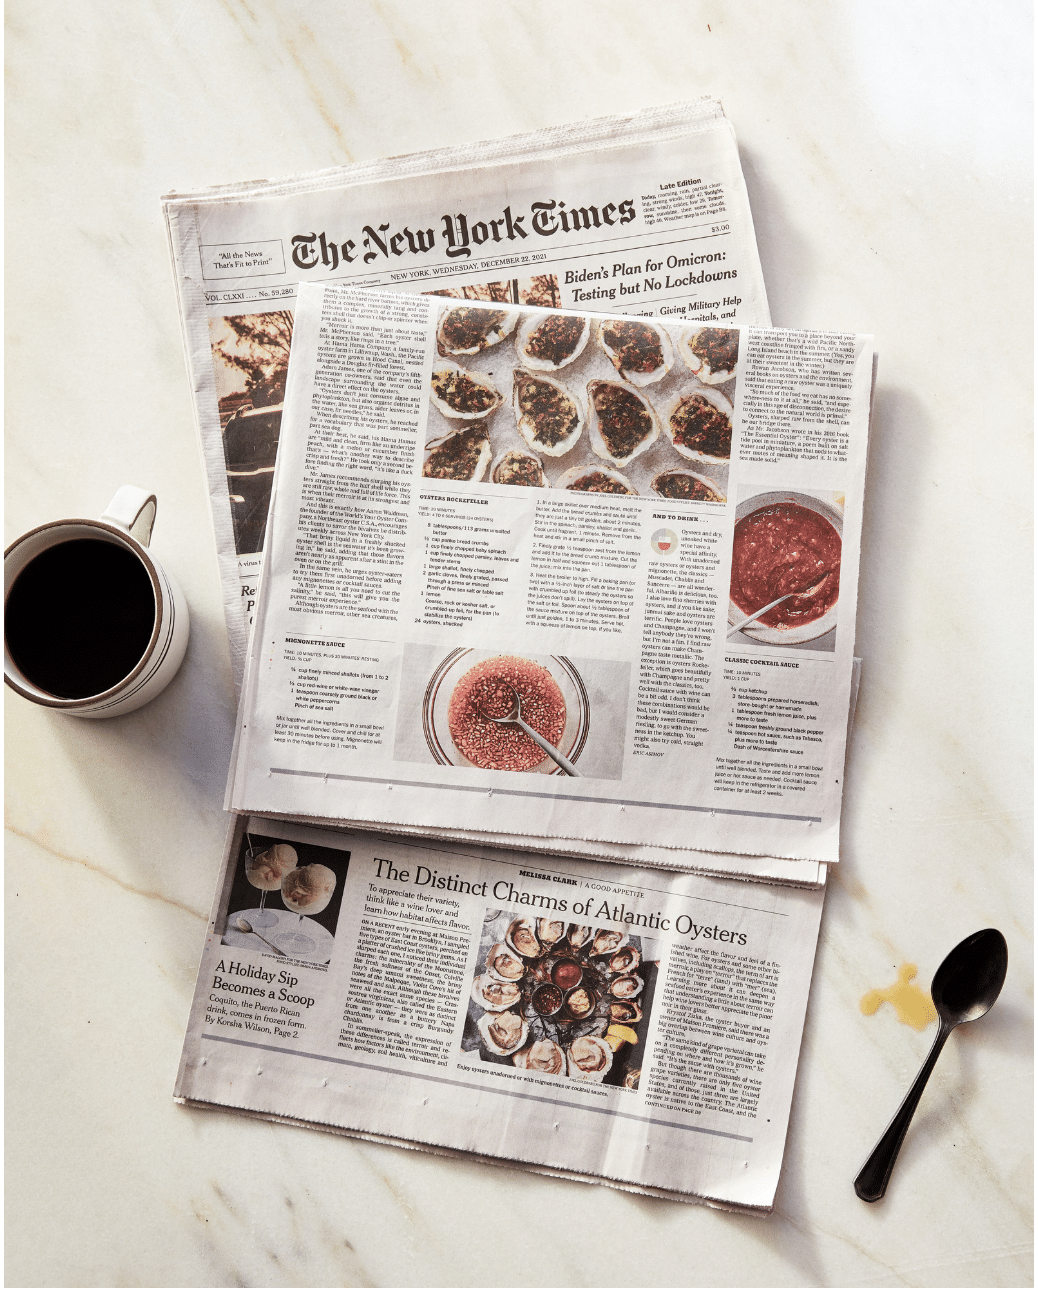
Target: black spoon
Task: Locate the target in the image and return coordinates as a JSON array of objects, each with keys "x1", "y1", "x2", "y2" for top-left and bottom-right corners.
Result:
[{"x1": 854, "y1": 928, "x2": 1008, "y2": 1202}]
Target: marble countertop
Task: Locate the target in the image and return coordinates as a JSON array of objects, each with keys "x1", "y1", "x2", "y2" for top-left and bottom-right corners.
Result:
[{"x1": 6, "y1": 2, "x2": 1032, "y2": 1285}]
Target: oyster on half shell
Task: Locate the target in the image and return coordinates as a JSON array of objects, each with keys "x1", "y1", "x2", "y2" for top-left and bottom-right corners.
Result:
[
  {"x1": 513, "y1": 368, "x2": 584, "y2": 457},
  {"x1": 478, "y1": 1009, "x2": 528, "y2": 1056},
  {"x1": 663, "y1": 387, "x2": 733, "y2": 463},
  {"x1": 651, "y1": 469, "x2": 726, "y2": 503},
  {"x1": 608, "y1": 945, "x2": 641, "y2": 974},
  {"x1": 490, "y1": 447, "x2": 547, "y2": 488},
  {"x1": 609, "y1": 973, "x2": 644, "y2": 1000},
  {"x1": 555, "y1": 465, "x2": 637, "y2": 495},
  {"x1": 536, "y1": 918, "x2": 566, "y2": 948},
  {"x1": 678, "y1": 326, "x2": 740, "y2": 384},
  {"x1": 484, "y1": 942, "x2": 525, "y2": 983},
  {"x1": 597, "y1": 318, "x2": 674, "y2": 386},
  {"x1": 567, "y1": 924, "x2": 592, "y2": 951},
  {"x1": 608, "y1": 1000, "x2": 643, "y2": 1025},
  {"x1": 567, "y1": 1035, "x2": 614, "y2": 1082},
  {"x1": 513, "y1": 1038, "x2": 566, "y2": 1074},
  {"x1": 587, "y1": 379, "x2": 660, "y2": 467},
  {"x1": 430, "y1": 361, "x2": 503, "y2": 420},
  {"x1": 591, "y1": 929, "x2": 627, "y2": 957},
  {"x1": 470, "y1": 974, "x2": 523, "y2": 1012},
  {"x1": 516, "y1": 312, "x2": 591, "y2": 371},
  {"x1": 437, "y1": 305, "x2": 516, "y2": 356},
  {"x1": 506, "y1": 916, "x2": 543, "y2": 959},
  {"x1": 422, "y1": 424, "x2": 492, "y2": 482}
]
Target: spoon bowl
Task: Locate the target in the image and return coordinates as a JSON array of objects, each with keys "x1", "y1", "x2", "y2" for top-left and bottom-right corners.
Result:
[
  {"x1": 476, "y1": 681, "x2": 582, "y2": 777},
  {"x1": 235, "y1": 916, "x2": 287, "y2": 956},
  {"x1": 854, "y1": 928, "x2": 1007, "y2": 1202}
]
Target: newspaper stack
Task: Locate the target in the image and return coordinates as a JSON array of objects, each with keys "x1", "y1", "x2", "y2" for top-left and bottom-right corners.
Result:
[{"x1": 166, "y1": 100, "x2": 873, "y2": 1210}]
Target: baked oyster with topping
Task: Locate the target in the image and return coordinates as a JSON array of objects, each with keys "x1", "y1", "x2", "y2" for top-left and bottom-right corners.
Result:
[
  {"x1": 422, "y1": 424, "x2": 491, "y2": 482},
  {"x1": 587, "y1": 378, "x2": 660, "y2": 467},
  {"x1": 513, "y1": 368, "x2": 584, "y2": 457},
  {"x1": 651, "y1": 469, "x2": 726, "y2": 502},
  {"x1": 679, "y1": 326, "x2": 739, "y2": 384},
  {"x1": 567, "y1": 1035, "x2": 613, "y2": 1082},
  {"x1": 663, "y1": 388, "x2": 733, "y2": 463},
  {"x1": 516, "y1": 312, "x2": 590, "y2": 371},
  {"x1": 513, "y1": 1038, "x2": 566, "y2": 1073},
  {"x1": 430, "y1": 361, "x2": 503, "y2": 420},
  {"x1": 490, "y1": 448, "x2": 547, "y2": 488},
  {"x1": 555, "y1": 465, "x2": 637, "y2": 495},
  {"x1": 477, "y1": 1009, "x2": 528, "y2": 1056},
  {"x1": 597, "y1": 318, "x2": 674, "y2": 386},
  {"x1": 470, "y1": 974, "x2": 523, "y2": 1012},
  {"x1": 437, "y1": 305, "x2": 516, "y2": 356},
  {"x1": 485, "y1": 942, "x2": 525, "y2": 983}
]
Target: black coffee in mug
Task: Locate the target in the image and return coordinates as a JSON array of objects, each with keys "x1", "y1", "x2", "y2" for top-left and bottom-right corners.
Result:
[{"x1": 5, "y1": 538, "x2": 156, "y2": 699}]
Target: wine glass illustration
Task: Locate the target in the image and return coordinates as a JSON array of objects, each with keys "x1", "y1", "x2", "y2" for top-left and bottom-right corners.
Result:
[{"x1": 244, "y1": 838, "x2": 297, "y2": 929}]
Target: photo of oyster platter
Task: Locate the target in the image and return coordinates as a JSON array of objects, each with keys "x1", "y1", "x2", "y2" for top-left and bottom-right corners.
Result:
[
  {"x1": 422, "y1": 303, "x2": 738, "y2": 503},
  {"x1": 460, "y1": 910, "x2": 659, "y2": 1087}
]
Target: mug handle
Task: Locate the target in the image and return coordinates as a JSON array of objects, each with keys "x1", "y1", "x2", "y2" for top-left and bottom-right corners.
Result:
[{"x1": 100, "y1": 486, "x2": 157, "y2": 547}]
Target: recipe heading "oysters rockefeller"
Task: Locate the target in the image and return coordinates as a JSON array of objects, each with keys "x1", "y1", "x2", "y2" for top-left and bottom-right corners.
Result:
[{"x1": 290, "y1": 197, "x2": 638, "y2": 269}]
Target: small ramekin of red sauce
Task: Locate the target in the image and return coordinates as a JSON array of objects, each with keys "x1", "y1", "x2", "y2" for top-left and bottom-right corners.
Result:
[
  {"x1": 532, "y1": 983, "x2": 564, "y2": 1016},
  {"x1": 551, "y1": 959, "x2": 583, "y2": 991}
]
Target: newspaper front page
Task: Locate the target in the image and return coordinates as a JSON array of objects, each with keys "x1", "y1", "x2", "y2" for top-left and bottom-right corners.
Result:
[
  {"x1": 226, "y1": 286, "x2": 873, "y2": 869},
  {"x1": 175, "y1": 818, "x2": 824, "y2": 1212},
  {"x1": 162, "y1": 98, "x2": 771, "y2": 680}
]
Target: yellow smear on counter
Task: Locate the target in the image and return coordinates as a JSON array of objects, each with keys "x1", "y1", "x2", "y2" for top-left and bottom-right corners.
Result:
[{"x1": 860, "y1": 963, "x2": 938, "y2": 1030}]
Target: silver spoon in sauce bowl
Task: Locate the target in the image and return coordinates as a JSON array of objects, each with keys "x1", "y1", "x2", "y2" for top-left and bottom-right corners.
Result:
[
  {"x1": 235, "y1": 917, "x2": 287, "y2": 956},
  {"x1": 726, "y1": 573, "x2": 830, "y2": 639},
  {"x1": 477, "y1": 682, "x2": 582, "y2": 777},
  {"x1": 854, "y1": 927, "x2": 1008, "y2": 1202}
]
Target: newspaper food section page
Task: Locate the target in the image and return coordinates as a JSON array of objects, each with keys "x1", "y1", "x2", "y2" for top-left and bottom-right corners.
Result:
[
  {"x1": 162, "y1": 98, "x2": 771, "y2": 677},
  {"x1": 227, "y1": 287, "x2": 872, "y2": 867},
  {"x1": 175, "y1": 820, "x2": 824, "y2": 1211}
]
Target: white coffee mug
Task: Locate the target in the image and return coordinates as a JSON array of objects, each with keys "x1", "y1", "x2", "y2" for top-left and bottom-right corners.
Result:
[{"x1": 4, "y1": 486, "x2": 190, "y2": 717}]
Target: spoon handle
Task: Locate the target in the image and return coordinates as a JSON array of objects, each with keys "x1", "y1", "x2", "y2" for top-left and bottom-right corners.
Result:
[
  {"x1": 247, "y1": 927, "x2": 287, "y2": 957},
  {"x1": 514, "y1": 717, "x2": 582, "y2": 777},
  {"x1": 726, "y1": 593, "x2": 791, "y2": 638},
  {"x1": 854, "y1": 1022, "x2": 952, "y2": 1202}
]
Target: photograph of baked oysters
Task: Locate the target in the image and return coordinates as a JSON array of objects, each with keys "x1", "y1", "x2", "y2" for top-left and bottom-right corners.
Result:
[
  {"x1": 461, "y1": 909, "x2": 658, "y2": 1087},
  {"x1": 436, "y1": 305, "x2": 517, "y2": 356},
  {"x1": 420, "y1": 300, "x2": 738, "y2": 501},
  {"x1": 678, "y1": 326, "x2": 740, "y2": 384},
  {"x1": 422, "y1": 424, "x2": 491, "y2": 482}
]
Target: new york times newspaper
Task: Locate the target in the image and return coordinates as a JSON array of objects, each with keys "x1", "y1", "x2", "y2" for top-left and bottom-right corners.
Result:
[
  {"x1": 163, "y1": 99, "x2": 771, "y2": 681},
  {"x1": 175, "y1": 818, "x2": 823, "y2": 1213}
]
